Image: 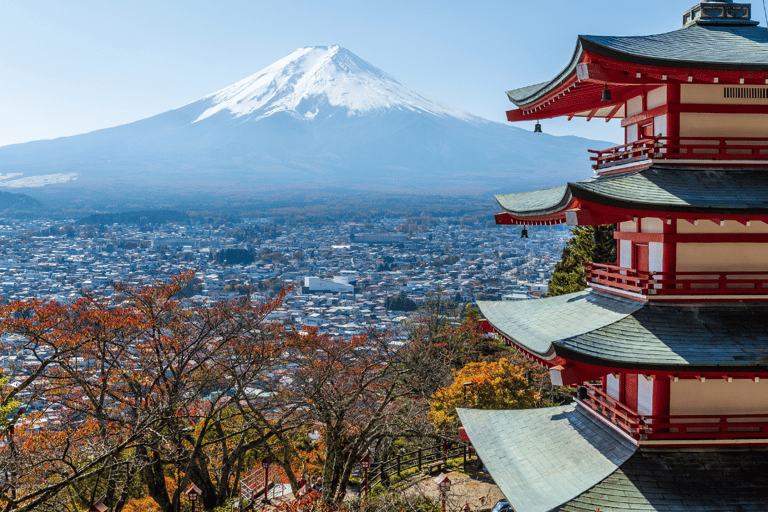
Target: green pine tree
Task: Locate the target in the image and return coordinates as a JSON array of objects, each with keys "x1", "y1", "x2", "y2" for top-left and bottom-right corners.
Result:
[{"x1": 547, "y1": 224, "x2": 617, "y2": 297}]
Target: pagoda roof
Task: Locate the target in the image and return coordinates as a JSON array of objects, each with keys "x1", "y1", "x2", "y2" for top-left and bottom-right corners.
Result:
[
  {"x1": 496, "y1": 166, "x2": 768, "y2": 223},
  {"x1": 459, "y1": 405, "x2": 768, "y2": 512},
  {"x1": 506, "y1": 22, "x2": 768, "y2": 120},
  {"x1": 457, "y1": 405, "x2": 637, "y2": 512},
  {"x1": 580, "y1": 24, "x2": 768, "y2": 72},
  {"x1": 478, "y1": 290, "x2": 768, "y2": 370}
]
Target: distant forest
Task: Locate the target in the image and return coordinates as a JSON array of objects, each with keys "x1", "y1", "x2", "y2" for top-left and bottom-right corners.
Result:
[
  {"x1": 77, "y1": 209, "x2": 189, "y2": 225},
  {"x1": 35, "y1": 191, "x2": 502, "y2": 226}
]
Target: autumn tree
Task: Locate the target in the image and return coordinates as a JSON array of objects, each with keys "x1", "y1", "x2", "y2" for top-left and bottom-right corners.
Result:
[
  {"x1": 429, "y1": 358, "x2": 539, "y2": 430},
  {"x1": 0, "y1": 273, "x2": 290, "y2": 512},
  {"x1": 280, "y1": 328, "x2": 408, "y2": 506}
]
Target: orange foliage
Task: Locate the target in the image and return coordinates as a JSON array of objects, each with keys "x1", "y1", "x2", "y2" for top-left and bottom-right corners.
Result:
[{"x1": 430, "y1": 358, "x2": 539, "y2": 429}]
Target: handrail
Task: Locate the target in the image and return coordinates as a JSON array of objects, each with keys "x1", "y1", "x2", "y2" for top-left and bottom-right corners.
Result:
[
  {"x1": 367, "y1": 440, "x2": 472, "y2": 488},
  {"x1": 583, "y1": 263, "x2": 768, "y2": 297},
  {"x1": 580, "y1": 382, "x2": 768, "y2": 441},
  {"x1": 590, "y1": 136, "x2": 768, "y2": 169}
]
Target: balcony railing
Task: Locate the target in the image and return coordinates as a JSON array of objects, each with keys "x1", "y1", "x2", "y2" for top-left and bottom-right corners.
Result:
[
  {"x1": 584, "y1": 262, "x2": 768, "y2": 298},
  {"x1": 579, "y1": 383, "x2": 768, "y2": 442},
  {"x1": 589, "y1": 136, "x2": 768, "y2": 170}
]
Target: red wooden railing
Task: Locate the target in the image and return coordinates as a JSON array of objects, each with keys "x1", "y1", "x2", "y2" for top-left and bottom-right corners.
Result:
[
  {"x1": 579, "y1": 382, "x2": 643, "y2": 436},
  {"x1": 584, "y1": 263, "x2": 768, "y2": 297},
  {"x1": 589, "y1": 136, "x2": 768, "y2": 169},
  {"x1": 589, "y1": 138, "x2": 656, "y2": 169},
  {"x1": 579, "y1": 383, "x2": 768, "y2": 442}
]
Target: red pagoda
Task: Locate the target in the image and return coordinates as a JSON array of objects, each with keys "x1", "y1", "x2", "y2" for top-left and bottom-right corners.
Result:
[{"x1": 458, "y1": 2, "x2": 768, "y2": 510}]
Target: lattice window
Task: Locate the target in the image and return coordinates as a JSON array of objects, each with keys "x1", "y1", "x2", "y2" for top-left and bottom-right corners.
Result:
[{"x1": 724, "y1": 87, "x2": 768, "y2": 99}]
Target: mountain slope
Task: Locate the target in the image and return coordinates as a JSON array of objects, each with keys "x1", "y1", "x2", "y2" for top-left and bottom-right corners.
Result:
[{"x1": 0, "y1": 46, "x2": 610, "y2": 206}]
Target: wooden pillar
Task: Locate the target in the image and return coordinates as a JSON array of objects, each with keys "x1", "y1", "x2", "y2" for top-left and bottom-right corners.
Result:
[
  {"x1": 667, "y1": 84, "x2": 681, "y2": 142},
  {"x1": 653, "y1": 377, "x2": 671, "y2": 418},
  {"x1": 618, "y1": 372, "x2": 626, "y2": 404},
  {"x1": 662, "y1": 217, "x2": 677, "y2": 286}
]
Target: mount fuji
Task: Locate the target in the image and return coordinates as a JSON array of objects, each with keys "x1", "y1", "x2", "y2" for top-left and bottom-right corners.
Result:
[{"x1": 0, "y1": 45, "x2": 610, "y2": 207}]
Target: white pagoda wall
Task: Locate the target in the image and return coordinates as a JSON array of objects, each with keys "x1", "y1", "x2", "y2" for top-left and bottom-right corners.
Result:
[
  {"x1": 679, "y1": 84, "x2": 768, "y2": 138},
  {"x1": 625, "y1": 86, "x2": 667, "y2": 143},
  {"x1": 607, "y1": 373, "x2": 620, "y2": 400},
  {"x1": 647, "y1": 86, "x2": 667, "y2": 110},
  {"x1": 670, "y1": 379, "x2": 768, "y2": 416},
  {"x1": 617, "y1": 218, "x2": 664, "y2": 271},
  {"x1": 681, "y1": 84, "x2": 768, "y2": 105},
  {"x1": 637, "y1": 375, "x2": 654, "y2": 416},
  {"x1": 680, "y1": 113, "x2": 768, "y2": 138},
  {"x1": 677, "y1": 244, "x2": 768, "y2": 272},
  {"x1": 675, "y1": 220, "x2": 768, "y2": 272},
  {"x1": 677, "y1": 219, "x2": 768, "y2": 234}
]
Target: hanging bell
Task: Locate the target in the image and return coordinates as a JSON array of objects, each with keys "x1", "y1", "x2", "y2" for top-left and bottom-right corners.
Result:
[
  {"x1": 533, "y1": 122, "x2": 542, "y2": 133},
  {"x1": 601, "y1": 84, "x2": 612, "y2": 102},
  {"x1": 520, "y1": 226, "x2": 529, "y2": 239}
]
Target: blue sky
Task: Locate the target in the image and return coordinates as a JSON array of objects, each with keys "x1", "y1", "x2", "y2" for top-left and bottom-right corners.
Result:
[{"x1": 1, "y1": 0, "x2": 765, "y2": 147}]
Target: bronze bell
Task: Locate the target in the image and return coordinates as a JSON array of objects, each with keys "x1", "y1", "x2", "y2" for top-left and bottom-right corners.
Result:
[
  {"x1": 534, "y1": 122, "x2": 542, "y2": 133},
  {"x1": 521, "y1": 227, "x2": 529, "y2": 239},
  {"x1": 601, "y1": 84, "x2": 612, "y2": 102}
]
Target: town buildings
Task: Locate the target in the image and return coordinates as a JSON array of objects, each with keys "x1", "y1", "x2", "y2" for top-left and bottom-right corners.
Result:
[
  {"x1": 0, "y1": 215, "x2": 568, "y2": 428},
  {"x1": 460, "y1": 1, "x2": 768, "y2": 510}
]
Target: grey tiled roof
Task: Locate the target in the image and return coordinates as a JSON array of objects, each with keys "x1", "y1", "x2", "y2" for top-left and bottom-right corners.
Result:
[
  {"x1": 479, "y1": 291, "x2": 768, "y2": 370},
  {"x1": 507, "y1": 23, "x2": 768, "y2": 106},
  {"x1": 555, "y1": 447, "x2": 768, "y2": 512},
  {"x1": 495, "y1": 186, "x2": 570, "y2": 218},
  {"x1": 506, "y1": 43, "x2": 582, "y2": 105},
  {"x1": 477, "y1": 291, "x2": 643, "y2": 357},
  {"x1": 457, "y1": 405, "x2": 637, "y2": 512},
  {"x1": 495, "y1": 166, "x2": 768, "y2": 217},
  {"x1": 459, "y1": 405, "x2": 768, "y2": 511},
  {"x1": 572, "y1": 167, "x2": 768, "y2": 213},
  {"x1": 581, "y1": 24, "x2": 768, "y2": 70}
]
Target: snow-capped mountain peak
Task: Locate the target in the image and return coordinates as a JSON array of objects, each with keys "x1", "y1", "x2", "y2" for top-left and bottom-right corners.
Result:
[{"x1": 193, "y1": 45, "x2": 476, "y2": 123}]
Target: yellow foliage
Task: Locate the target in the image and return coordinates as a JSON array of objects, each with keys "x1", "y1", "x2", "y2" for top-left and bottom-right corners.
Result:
[
  {"x1": 121, "y1": 496, "x2": 161, "y2": 512},
  {"x1": 429, "y1": 358, "x2": 539, "y2": 429}
]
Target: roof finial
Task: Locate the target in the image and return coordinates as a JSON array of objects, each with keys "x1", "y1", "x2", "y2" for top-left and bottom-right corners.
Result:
[{"x1": 683, "y1": 1, "x2": 757, "y2": 27}]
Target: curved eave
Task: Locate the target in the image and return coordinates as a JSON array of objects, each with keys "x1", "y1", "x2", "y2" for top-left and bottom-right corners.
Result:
[
  {"x1": 505, "y1": 24, "x2": 768, "y2": 122},
  {"x1": 551, "y1": 343, "x2": 768, "y2": 374},
  {"x1": 570, "y1": 167, "x2": 768, "y2": 215},
  {"x1": 480, "y1": 293, "x2": 768, "y2": 371},
  {"x1": 458, "y1": 405, "x2": 637, "y2": 512},
  {"x1": 579, "y1": 30, "x2": 768, "y2": 73},
  {"x1": 494, "y1": 185, "x2": 573, "y2": 225},
  {"x1": 571, "y1": 185, "x2": 768, "y2": 216},
  {"x1": 460, "y1": 406, "x2": 768, "y2": 512},
  {"x1": 506, "y1": 41, "x2": 584, "y2": 106},
  {"x1": 477, "y1": 291, "x2": 644, "y2": 360}
]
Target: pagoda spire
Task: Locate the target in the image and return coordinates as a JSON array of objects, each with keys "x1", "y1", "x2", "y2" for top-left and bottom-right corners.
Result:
[{"x1": 683, "y1": 0, "x2": 758, "y2": 26}]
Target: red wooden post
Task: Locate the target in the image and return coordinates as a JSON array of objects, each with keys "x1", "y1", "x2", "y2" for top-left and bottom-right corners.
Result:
[
  {"x1": 262, "y1": 456, "x2": 273, "y2": 503},
  {"x1": 435, "y1": 474, "x2": 451, "y2": 512},
  {"x1": 361, "y1": 452, "x2": 372, "y2": 497},
  {"x1": 89, "y1": 501, "x2": 108, "y2": 512},
  {"x1": 185, "y1": 485, "x2": 202, "y2": 512}
]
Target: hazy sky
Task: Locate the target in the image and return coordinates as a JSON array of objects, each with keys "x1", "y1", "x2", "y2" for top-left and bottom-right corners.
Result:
[{"x1": 1, "y1": 0, "x2": 766, "y2": 147}]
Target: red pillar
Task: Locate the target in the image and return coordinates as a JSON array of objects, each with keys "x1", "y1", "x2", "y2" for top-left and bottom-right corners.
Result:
[
  {"x1": 667, "y1": 84, "x2": 681, "y2": 141},
  {"x1": 263, "y1": 466, "x2": 269, "y2": 503},
  {"x1": 653, "y1": 377, "x2": 671, "y2": 418},
  {"x1": 662, "y1": 216, "x2": 677, "y2": 287}
]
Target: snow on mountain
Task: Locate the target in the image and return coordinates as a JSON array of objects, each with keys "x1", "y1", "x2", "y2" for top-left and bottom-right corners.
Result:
[
  {"x1": 0, "y1": 45, "x2": 614, "y2": 207},
  {"x1": 193, "y1": 45, "x2": 476, "y2": 123}
]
